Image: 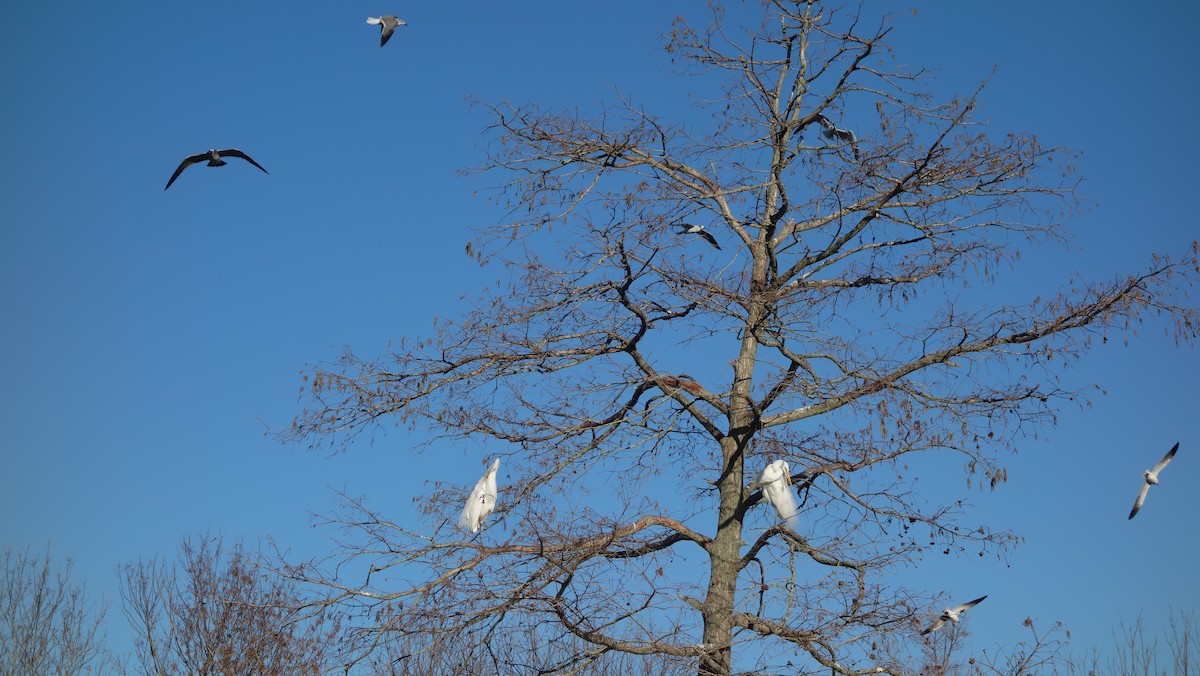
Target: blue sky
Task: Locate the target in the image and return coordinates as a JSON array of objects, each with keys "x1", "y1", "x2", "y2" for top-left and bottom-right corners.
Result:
[{"x1": 2, "y1": 0, "x2": 1197, "y2": 669}]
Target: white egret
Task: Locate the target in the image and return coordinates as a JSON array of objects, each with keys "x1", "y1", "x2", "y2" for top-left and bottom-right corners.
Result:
[
  {"x1": 164, "y1": 149, "x2": 268, "y2": 190},
  {"x1": 1129, "y1": 442, "x2": 1180, "y2": 520},
  {"x1": 756, "y1": 459, "x2": 798, "y2": 528},
  {"x1": 921, "y1": 595, "x2": 987, "y2": 635},
  {"x1": 459, "y1": 458, "x2": 500, "y2": 533}
]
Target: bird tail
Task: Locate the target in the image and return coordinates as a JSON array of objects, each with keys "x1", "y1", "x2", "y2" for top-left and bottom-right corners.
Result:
[{"x1": 366, "y1": 16, "x2": 382, "y2": 24}]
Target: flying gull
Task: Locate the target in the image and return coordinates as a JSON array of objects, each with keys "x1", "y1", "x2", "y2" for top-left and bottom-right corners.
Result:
[
  {"x1": 367, "y1": 16, "x2": 407, "y2": 46},
  {"x1": 814, "y1": 114, "x2": 861, "y2": 161},
  {"x1": 1129, "y1": 442, "x2": 1180, "y2": 520},
  {"x1": 164, "y1": 149, "x2": 268, "y2": 190},
  {"x1": 921, "y1": 595, "x2": 987, "y2": 635},
  {"x1": 675, "y1": 223, "x2": 721, "y2": 250}
]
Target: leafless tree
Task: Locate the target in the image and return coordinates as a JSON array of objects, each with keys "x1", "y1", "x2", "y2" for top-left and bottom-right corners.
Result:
[
  {"x1": 0, "y1": 545, "x2": 108, "y2": 675},
  {"x1": 115, "y1": 535, "x2": 341, "y2": 675},
  {"x1": 280, "y1": 1, "x2": 1199, "y2": 674}
]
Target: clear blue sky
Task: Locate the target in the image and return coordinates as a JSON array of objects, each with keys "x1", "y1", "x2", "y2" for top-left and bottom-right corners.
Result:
[{"x1": 2, "y1": 0, "x2": 1197, "y2": 668}]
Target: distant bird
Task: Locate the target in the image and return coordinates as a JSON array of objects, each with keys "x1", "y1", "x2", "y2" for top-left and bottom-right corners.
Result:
[
  {"x1": 366, "y1": 15, "x2": 406, "y2": 46},
  {"x1": 459, "y1": 458, "x2": 500, "y2": 533},
  {"x1": 675, "y1": 223, "x2": 721, "y2": 250},
  {"x1": 1129, "y1": 442, "x2": 1180, "y2": 520},
  {"x1": 756, "y1": 459, "x2": 799, "y2": 528},
  {"x1": 921, "y1": 595, "x2": 987, "y2": 635},
  {"x1": 163, "y1": 149, "x2": 268, "y2": 190},
  {"x1": 814, "y1": 114, "x2": 861, "y2": 161}
]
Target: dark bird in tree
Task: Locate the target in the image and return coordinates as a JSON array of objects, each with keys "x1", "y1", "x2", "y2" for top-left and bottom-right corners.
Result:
[
  {"x1": 675, "y1": 223, "x2": 721, "y2": 250},
  {"x1": 163, "y1": 149, "x2": 268, "y2": 190},
  {"x1": 366, "y1": 15, "x2": 406, "y2": 46},
  {"x1": 921, "y1": 595, "x2": 987, "y2": 635},
  {"x1": 1129, "y1": 442, "x2": 1179, "y2": 519},
  {"x1": 814, "y1": 113, "x2": 861, "y2": 161}
]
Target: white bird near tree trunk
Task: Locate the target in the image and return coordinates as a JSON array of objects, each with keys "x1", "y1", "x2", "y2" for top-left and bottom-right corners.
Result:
[{"x1": 756, "y1": 459, "x2": 799, "y2": 528}]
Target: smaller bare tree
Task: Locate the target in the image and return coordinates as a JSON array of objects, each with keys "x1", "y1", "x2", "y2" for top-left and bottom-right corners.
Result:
[
  {"x1": 116, "y1": 535, "x2": 341, "y2": 676},
  {"x1": 0, "y1": 545, "x2": 108, "y2": 675}
]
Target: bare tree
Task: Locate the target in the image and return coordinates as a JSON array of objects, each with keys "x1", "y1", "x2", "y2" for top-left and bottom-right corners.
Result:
[
  {"x1": 281, "y1": 2, "x2": 1199, "y2": 674},
  {"x1": 0, "y1": 545, "x2": 108, "y2": 675},
  {"x1": 116, "y1": 536, "x2": 341, "y2": 675}
]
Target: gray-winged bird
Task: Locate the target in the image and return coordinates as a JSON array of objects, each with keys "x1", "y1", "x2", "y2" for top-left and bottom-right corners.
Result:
[{"x1": 367, "y1": 15, "x2": 407, "y2": 46}]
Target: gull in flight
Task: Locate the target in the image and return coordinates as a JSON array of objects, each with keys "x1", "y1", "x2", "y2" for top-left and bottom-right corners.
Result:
[
  {"x1": 755, "y1": 459, "x2": 798, "y2": 528},
  {"x1": 1129, "y1": 442, "x2": 1180, "y2": 520},
  {"x1": 164, "y1": 149, "x2": 268, "y2": 190},
  {"x1": 675, "y1": 223, "x2": 721, "y2": 250},
  {"x1": 921, "y1": 595, "x2": 987, "y2": 635},
  {"x1": 366, "y1": 16, "x2": 407, "y2": 46},
  {"x1": 814, "y1": 114, "x2": 861, "y2": 161},
  {"x1": 459, "y1": 458, "x2": 500, "y2": 533}
]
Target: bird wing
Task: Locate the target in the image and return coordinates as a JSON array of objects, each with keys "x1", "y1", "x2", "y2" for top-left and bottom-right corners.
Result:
[
  {"x1": 699, "y1": 230, "x2": 721, "y2": 250},
  {"x1": 953, "y1": 595, "x2": 987, "y2": 613},
  {"x1": 1129, "y1": 481, "x2": 1152, "y2": 520},
  {"x1": 921, "y1": 618, "x2": 946, "y2": 635},
  {"x1": 163, "y1": 153, "x2": 209, "y2": 190},
  {"x1": 215, "y1": 149, "x2": 268, "y2": 175},
  {"x1": 459, "y1": 480, "x2": 489, "y2": 532},
  {"x1": 379, "y1": 19, "x2": 402, "y2": 46},
  {"x1": 1152, "y1": 442, "x2": 1180, "y2": 474}
]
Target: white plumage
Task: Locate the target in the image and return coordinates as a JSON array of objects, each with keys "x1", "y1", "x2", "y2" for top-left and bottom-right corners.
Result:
[
  {"x1": 921, "y1": 595, "x2": 987, "y2": 635},
  {"x1": 1129, "y1": 442, "x2": 1179, "y2": 520},
  {"x1": 757, "y1": 459, "x2": 798, "y2": 528},
  {"x1": 459, "y1": 458, "x2": 500, "y2": 533}
]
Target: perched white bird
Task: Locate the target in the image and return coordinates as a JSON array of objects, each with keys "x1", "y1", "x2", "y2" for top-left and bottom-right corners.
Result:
[
  {"x1": 459, "y1": 458, "x2": 500, "y2": 533},
  {"x1": 756, "y1": 459, "x2": 798, "y2": 528},
  {"x1": 675, "y1": 223, "x2": 721, "y2": 250},
  {"x1": 366, "y1": 15, "x2": 407, "y2": 47},
  {"x1": 164, "y1": 148, "x2": 268, "y2": 190},
  {"x1": 921, "y1": 595, "x2": 987, "y2": 635},
  {"x1": 1129, "y1": 442, "x2": 1180, "y2": 520},
  {"x1": 814, "y1": 114, "x2": 861, "y2": 161}
]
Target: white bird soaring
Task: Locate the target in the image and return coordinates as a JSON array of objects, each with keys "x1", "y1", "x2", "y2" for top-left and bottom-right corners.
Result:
[
  {"x1": 366, "y1": 15, "x2": 407, "y2": 47},
  {"x1": 675, "y1": 223, "x2": 721, "y2": 250},
  {"x1": 756, "y1": 459, "x2": 799, "y2": 528},
  {"x1": 921, "y1": 595, "x2": 987, "y2": 635},
  {"x1": 1129, "y1": 442, "x2": 1180, "y2": 520},
  {"x1": 459, "y1": 458, "x2": 500, "y2": 533}
]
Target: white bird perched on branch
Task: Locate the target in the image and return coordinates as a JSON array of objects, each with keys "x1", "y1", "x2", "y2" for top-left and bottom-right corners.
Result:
[
  {"x1": 459, "y1": 458, "x2": 500, "y2": 533},
  {"x1": 756, "y1": 459, "x2": 798, "y2": 528},
  {"x1": 366, "y1": 15, "x2": 406, "y2": 47},
  {"x1": 1129, "y1": 442, "x2": 1179, "y2": 520},
  {"x1": 921, "y1": 595, "x2": 987, "y2": 635}
]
